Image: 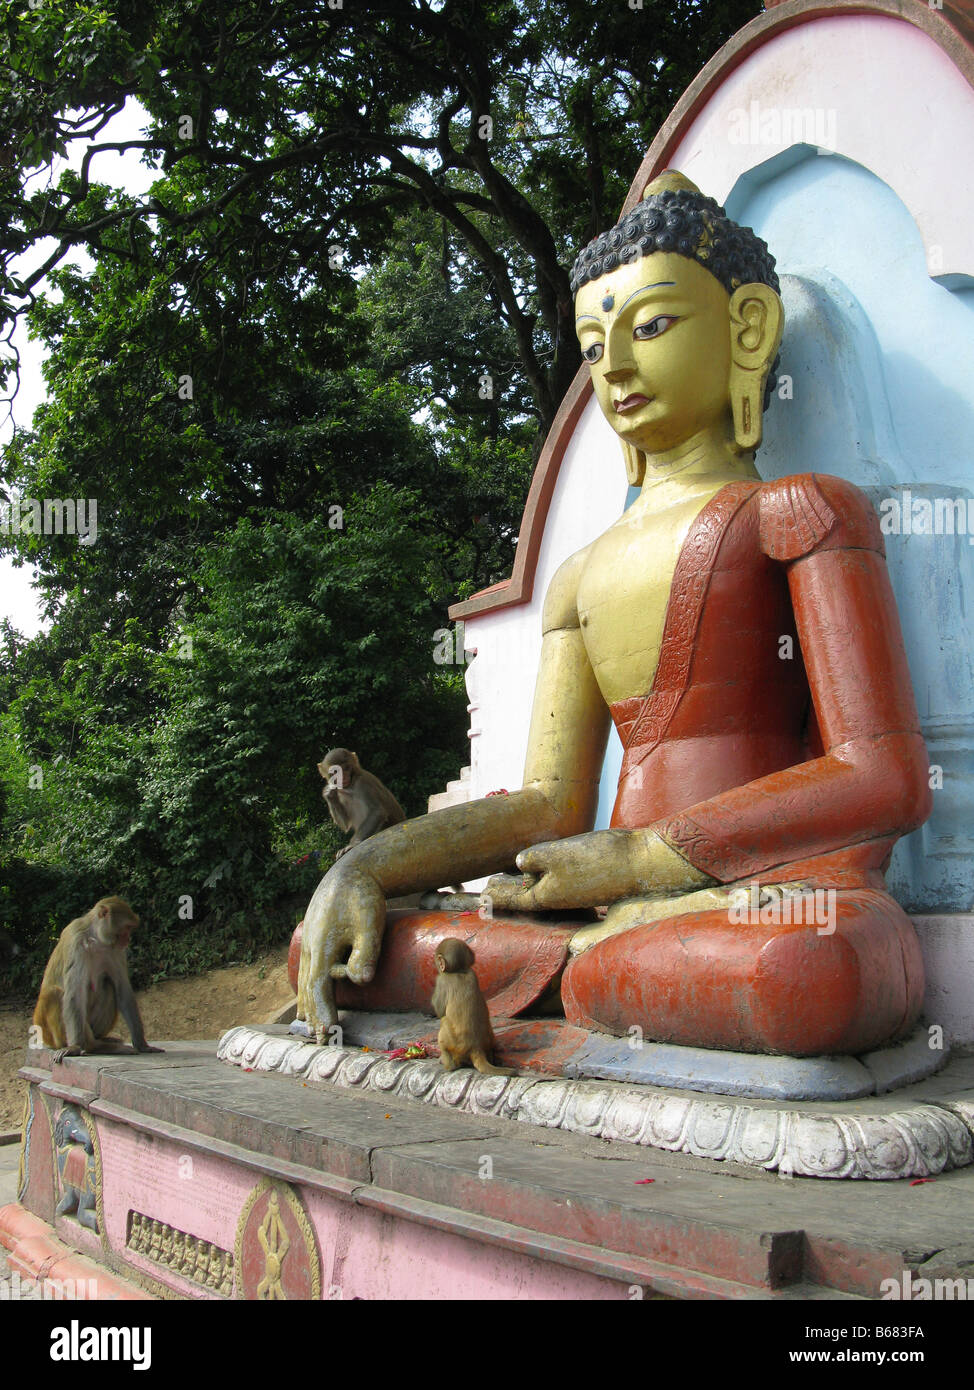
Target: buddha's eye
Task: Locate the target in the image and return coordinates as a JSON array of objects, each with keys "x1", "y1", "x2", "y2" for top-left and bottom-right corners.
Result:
[
  {"x1": 581, "y1": 342, "x2": 604, "y2": 363},
  {"x1": 634, "y1": 315, "x2": 677, "y2": 341}
]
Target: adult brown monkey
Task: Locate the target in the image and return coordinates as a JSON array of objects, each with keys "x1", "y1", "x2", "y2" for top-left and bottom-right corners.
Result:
[
  {"x1": 317, "y1": 748, "x2": 405, "y2": 860},
  {"x1": 431, "y1": 938, "x2": 515, "y2": 1075},
  {"x1": 32, "y1": 896, "x2": 162, "y2": 1058}
]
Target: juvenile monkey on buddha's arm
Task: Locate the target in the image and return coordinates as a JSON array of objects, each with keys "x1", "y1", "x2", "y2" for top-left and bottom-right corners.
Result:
[
  {"x1": 32, "y1": 896, "x2": 163, "y2": 1058},
  {"x1": 296, "y1": 552, "x2": 712, "y2": 1040}
]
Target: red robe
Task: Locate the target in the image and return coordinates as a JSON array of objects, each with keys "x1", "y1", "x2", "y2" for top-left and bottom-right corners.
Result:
[
  {"x1": 611, "y1": 473, "x2": 930, "y2": 886},
  {"x1": 562, "y1": 473, "x2": 929, "y2": 1054}
]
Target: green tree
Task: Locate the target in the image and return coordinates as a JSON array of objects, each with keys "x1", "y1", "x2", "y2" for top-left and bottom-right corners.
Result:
[{"x1": 2, "y1": 0, "x2": 762, "y2": 432}]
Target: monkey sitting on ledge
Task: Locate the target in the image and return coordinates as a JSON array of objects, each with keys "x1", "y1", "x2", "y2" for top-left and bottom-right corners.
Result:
[
  {"x1": 32, "y1": 896, "x2": 163, "y2": 1059},
  {"x1": 317, "y1": 748, "x2": 405, "y2": 861},
  {"x1": 431, "y1": 938, "x2": 515, "y2": 1076}
]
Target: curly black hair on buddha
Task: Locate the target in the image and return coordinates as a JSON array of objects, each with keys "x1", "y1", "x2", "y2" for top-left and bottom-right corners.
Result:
[
  {"x1": 570, "y1": 188, "x2": 780, "y2": 298},
  {"x1": 570, "y1": 175, "x2": 781, "y2": 411}
]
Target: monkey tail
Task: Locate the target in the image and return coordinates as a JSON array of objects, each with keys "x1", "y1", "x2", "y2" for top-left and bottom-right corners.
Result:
[{"x1": 471, "y1": 1050, "x2": 516, "y2": 1076}]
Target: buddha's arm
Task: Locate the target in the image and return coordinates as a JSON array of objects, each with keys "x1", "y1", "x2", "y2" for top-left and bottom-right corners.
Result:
[
  {"x1": 656, "y1": 477, "x2": 932, "y2": 883},
  {"x1": 298, "y1": 547, "x2": 612, "y2": 1034},
  {"x1": 346, "y1": 544, "x2": 614, "y2": 891}
]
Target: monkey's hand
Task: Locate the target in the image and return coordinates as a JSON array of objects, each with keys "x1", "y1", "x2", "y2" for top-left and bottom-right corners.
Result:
[
  {"x1": 137, "y1": 1044, "x2": 165, "y2": 1054},
  {"x1": 298, "y1": 861, "x2": 387, "y2": 1042},
  {"x1": 485, "y1": 829, "x2": 712, "y2": 911}
]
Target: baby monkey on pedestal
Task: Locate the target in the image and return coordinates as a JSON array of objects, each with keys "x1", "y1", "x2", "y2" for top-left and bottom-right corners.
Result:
[
  {"x1": 432, "y1": 938, "x2": 514, "y2": 1075},
  {"x1": 317, "y1": 748, "x2": 405, "y2": 861},
  {"x1": 32, "y1": 896, "x2": 162, "y2": 1060}
]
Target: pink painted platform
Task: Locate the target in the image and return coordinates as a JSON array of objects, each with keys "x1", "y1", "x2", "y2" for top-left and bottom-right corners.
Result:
[{"x1": 9, "y1": 1040, "x2": 974, "y2": 1300}]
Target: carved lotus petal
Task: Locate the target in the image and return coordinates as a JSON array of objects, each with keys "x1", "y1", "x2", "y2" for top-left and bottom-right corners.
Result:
[
  {"x1": 285, "y1": 1043, "x2": 319, "y2": 1075},
  {"x1": 689, "y1": 1102, "x2": 736, "y2": 1156},
  {"x1": 945, "y1": 1098, "x2": 974, "y2": 1131},
  {"x1": 438, "y1": 1070, "x2": 473, "y2": 1107},
  {"x1": 519, "y1": 1080, "x2": 572, "y2": 1127},
  {"x1": 601, "y1": 1094, "x2": 646, "y2": 1144},
  {"x1": 466, "y1": 1074, "x2": 511, "y2": 1113},
  {"x1": 859, "y1": 1116, "x2": 918, "y2": 1178},
  {"x1": 500, "y1": 1077, "x2": 534, "y2": 1116},
  {"x1": 570, "y1": 1085, "x2": 611, "y2": 1134},
  {"x1": 259, "y1": 1040, "x2": 292, "y2": 1072},
  {"x1": 371, "y1": 1059, "x2": 407, "y2": 1092},
  {"x1": 793, "y1": 1116, "x2": 850, "y2": 1175},
  {"x1": 341, "y1": 1054, "x2": 380, "y2": 1086},
  {"x1": 404, "y1": 1062, "x2": 441, "y2": 1098},
  {"x1": 647, "y1": 1096, "x2": 691, "y2": 1147},
  {"x1": 943, "y1": 1109, "x2": 974, "y2": 1165},
  {"x1": 737, "y1": 1108, "x2": 784, "y2": 1165},
  {"x1": 217, "y1": 1026, "x2": 248, "y2": 1060},
  {"x1": 307, "y1": 1047, "x2": 345, "y2": 1081},
  {"x1": 908, "y1": 1108, "x2": 965, "y2": 1169}
]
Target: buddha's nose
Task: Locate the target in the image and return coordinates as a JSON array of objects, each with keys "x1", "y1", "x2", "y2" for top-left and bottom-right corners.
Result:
[
  {"x1": 603, "y1": 361, "x2": 635, "y2": 382},
  {"x1": 602, "y1": 333, "x2": 636, "y2": 380}
]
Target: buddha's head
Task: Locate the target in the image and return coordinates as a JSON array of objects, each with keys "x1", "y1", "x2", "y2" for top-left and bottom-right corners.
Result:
[{"x1": 571, "y1": 171, "x2": 783, "y2": 484}]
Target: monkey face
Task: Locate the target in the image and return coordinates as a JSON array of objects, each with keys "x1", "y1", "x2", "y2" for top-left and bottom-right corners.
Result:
[
  {"x1": 113, "y1": 916, "x2": 136, "y2": 949},
  {"x1": 96, "y1": 898, "x2": 138, "y2": 949},
  {"x1": 319, "y1": 748, "x2": 358, "y2": 789}
]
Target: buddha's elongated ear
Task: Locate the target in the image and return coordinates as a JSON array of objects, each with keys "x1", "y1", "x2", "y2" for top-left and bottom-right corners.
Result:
[
  {"x1": 620, "y1": 441, "x2": 646, "y2": 488},
  {"x1": 728, "y1": 282, "x2": 784, "y2": 453}
]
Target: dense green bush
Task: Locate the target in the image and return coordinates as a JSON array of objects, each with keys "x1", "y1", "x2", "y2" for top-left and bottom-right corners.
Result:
[{"x1": 0, "y1": 490, "x2": 468, "y2": 990}]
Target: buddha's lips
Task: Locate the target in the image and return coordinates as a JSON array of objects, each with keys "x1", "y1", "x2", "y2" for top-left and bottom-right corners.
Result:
[{"x1": 614, "y1": 394, "x2": 651, "y2": 413}]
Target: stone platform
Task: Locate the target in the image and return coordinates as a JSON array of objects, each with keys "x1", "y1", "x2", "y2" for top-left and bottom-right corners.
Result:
[
  {"x1": 229, "y1": 1023, "x2": 974, "y2": 1182},
  {"x1": 6, "y1": 1039, "x2": 974, "y2": 1300},
  {"x1": 288, "y1": 1009, "x2": 950, "y2": 1102}
]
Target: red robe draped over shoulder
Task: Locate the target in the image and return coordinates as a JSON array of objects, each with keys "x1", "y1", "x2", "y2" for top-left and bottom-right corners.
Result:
[{"x1": 609, "y1": 473, "x2": 931, "y2": 888}]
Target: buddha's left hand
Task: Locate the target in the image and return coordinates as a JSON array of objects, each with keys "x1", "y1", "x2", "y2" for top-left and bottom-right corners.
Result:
[{"x1": 484, "y1": 828, "x2": 712, "y2": 912}]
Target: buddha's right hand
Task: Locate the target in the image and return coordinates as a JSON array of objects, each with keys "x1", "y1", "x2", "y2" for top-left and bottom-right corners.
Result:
[{"x1": 297, "y1": 859, "x2": 387, "y2": 1042}]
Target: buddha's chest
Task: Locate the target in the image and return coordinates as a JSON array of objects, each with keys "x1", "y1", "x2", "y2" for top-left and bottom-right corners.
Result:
[{"x1": 576, "y1": 486, "x2": 730, "y2": 704}]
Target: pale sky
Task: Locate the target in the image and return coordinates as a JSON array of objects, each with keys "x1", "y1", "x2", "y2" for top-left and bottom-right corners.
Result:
[{"x1": 1, "y1": 102, "x2": 155, "y2": 639}]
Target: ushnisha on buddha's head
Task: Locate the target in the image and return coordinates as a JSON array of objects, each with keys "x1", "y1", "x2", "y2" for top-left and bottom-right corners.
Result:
[{"x1": 571, "y1": 171, "x2": 783, "y2": 484}]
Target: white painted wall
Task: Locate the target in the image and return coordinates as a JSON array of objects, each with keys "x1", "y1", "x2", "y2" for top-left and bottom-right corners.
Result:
[
  {"x1": 666, "y1": 14, "x2": 974, "y2": 285},
  {"x1": 460, "y1": 395, "x2": 629, "y2": 808}
]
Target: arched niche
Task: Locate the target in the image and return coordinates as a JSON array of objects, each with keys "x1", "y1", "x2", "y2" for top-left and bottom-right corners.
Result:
[{"x1": 447, "y1": 0, "x2": 974, "y2": 912}]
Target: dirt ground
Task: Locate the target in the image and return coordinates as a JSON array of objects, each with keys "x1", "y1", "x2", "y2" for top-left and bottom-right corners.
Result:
[{"x1": 0, "y1": 946, "x2": 295, "y2": 1133}]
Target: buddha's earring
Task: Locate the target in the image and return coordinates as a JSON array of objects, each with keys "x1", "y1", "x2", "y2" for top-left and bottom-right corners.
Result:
[
  {"x1": 620, "y1": 441, "x2": 647, "y2": 487},
  {"x1": 729, "y1": 372, "x2": 765, "y2": 453},
  {"x1": 728, "y1": 284, "x2": 783, "y2": 454}
]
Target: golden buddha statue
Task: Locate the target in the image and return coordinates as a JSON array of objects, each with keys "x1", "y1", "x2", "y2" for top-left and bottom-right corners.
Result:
[{"x1": 296, "y1": 173, "x2": 930, "y2": 1059}]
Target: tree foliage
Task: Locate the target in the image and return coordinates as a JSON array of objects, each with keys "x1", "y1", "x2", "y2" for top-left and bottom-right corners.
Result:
[{"x1": 2, "y1": 0, "x2": 760, "y2": 429}]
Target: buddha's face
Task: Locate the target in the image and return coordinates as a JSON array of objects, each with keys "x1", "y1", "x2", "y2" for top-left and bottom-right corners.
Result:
[{"x1": 574, "y1": 251, "x2": 734, "y2": 454}]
